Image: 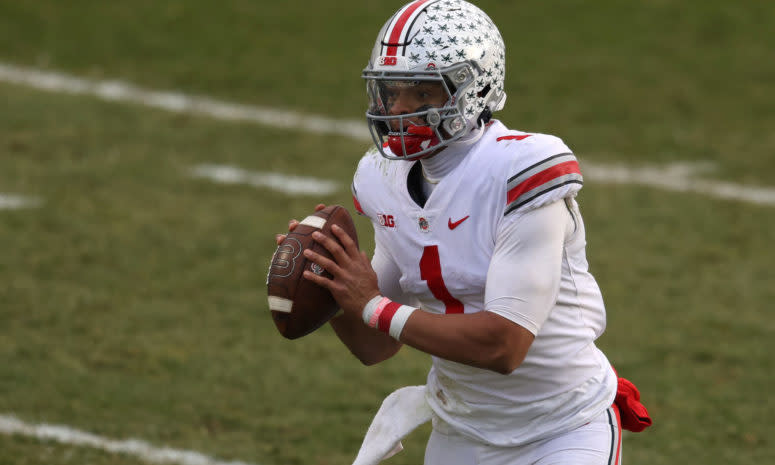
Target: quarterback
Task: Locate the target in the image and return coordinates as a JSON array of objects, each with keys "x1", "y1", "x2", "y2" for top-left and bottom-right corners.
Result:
[{"x1": 278, "y1": 0, "x2": 650, "y2": 463}]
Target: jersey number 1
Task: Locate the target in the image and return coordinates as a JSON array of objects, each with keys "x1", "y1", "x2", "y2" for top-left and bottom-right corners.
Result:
[{"x1": 419, "y1": 245, "x2": 464, "y2": 314}]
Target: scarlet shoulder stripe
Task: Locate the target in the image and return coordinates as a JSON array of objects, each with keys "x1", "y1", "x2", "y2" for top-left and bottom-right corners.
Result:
[
  {"x1": 505, "y1": 153, "x2": 583, "y2": 214},
  {"x1": 496, "y1": 134, "x2": 532, "y2": 142},
  {"x1": 507, "y1": 159, "x2": 581, "y2": 203},
  {"x1": 507, "y1": 153, "x2": 578, "y2": 191},
  {"x1": 382, "y1": 0, "x2": 437, "y2": 56}
]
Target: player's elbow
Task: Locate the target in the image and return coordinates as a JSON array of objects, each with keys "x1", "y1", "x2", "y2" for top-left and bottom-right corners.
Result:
[
  {"x1": 350, "y1": 341, "x2": 402, "y2": 366},
  {"x1": 470, "y1": 335, "x2": 524, "y2": 374},
  {"x1": 355, "y1": 352, "x2": 387, "y2": 366},
  {"x1": 480, "y1": 316, "x2": 534, "y2": 375},
  {"x1": 488, "y1": 347, "x2": 526, "y2": 375}
]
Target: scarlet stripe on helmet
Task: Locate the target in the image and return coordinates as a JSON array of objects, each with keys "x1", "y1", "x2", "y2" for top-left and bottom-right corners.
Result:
[
  {"x1": 383, "y1": 0, "x2": 436, "y2": 56},
  {"x1": 505, "y1": 153, "x2": 583, "y2": 214}
]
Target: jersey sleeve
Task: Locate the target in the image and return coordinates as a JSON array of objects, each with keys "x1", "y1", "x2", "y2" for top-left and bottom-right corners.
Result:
[
  {"x1": 501, "y1": 134, "x2": 583, "y2": 216},
  {"x1": 351, "y1": 180, "x2": 366, "y2": 216},
  {"x1": 484, "y1": 200, "x2": 569, "y2": 335},
  {"x1": 350, "y1": 148, "x2": 380, "y2": 219}
]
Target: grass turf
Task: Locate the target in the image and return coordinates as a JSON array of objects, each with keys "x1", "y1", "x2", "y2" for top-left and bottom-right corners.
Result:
[{"x1": 0, "y1": 1, "x2": 773, "y2": 464}]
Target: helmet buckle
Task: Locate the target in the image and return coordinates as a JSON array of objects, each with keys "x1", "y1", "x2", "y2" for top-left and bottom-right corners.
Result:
[{"x1": 447, "y1": 117, "x2": 464, "y2": 133}]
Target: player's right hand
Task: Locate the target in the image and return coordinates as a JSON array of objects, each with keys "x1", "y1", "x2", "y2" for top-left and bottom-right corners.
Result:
[{"x1": 275, "y1": 203, "x2": 327, "y2": 245}]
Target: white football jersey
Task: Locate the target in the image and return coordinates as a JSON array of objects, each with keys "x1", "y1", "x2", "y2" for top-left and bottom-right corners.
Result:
[{"x1": 351, "y1": 120, "x2": 617, "y2": 446}]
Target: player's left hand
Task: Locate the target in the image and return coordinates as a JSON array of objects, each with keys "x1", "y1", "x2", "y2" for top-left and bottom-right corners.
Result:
[
  {"x1": 275, "y1": 203, "x2": 326, "y2": 245},
  {"x1": 302, "y1": 224, "x2": 380, "y2": 317}
]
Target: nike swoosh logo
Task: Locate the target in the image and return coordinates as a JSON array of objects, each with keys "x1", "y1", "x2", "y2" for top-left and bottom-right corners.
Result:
[{"x1": 448, "y1": 215, "x2": 470, "y2": 230}]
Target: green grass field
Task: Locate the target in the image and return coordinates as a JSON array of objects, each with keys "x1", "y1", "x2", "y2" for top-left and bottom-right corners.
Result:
[{"x1": 0, "y1": 1, "x2": 773, "y2": 464}]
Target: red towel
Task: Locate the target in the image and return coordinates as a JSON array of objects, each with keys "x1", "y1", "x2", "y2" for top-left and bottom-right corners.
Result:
[{"x1": 615, "y1": 377, "x2": 652, "y2": 432}]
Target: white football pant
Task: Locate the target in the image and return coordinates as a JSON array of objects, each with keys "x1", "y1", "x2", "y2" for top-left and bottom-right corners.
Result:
[{"x1": 424, "y1": 405, "x2": 622, "y2": 465}]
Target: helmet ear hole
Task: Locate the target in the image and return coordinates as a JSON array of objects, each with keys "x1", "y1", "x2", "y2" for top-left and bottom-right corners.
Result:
[
  {"x1": 477, "y1": 84, "x2": 491, "y2": 98},
  {"x1": 477, "y1": 107, "x2": 492, "y2": 126}
]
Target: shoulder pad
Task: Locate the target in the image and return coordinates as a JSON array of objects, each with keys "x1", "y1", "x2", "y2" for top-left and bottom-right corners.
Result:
[
  {"x1": 495, "y1": 133, "x2": 582, "y2": 215},
  {"x1": 505, "y1": 152, "x2": 582, "y2": 215}
]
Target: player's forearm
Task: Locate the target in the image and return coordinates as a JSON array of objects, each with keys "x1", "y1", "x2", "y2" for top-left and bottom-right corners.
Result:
[
  {"x1": 398, "y1": 310, "x2": 534, "y2": 375},
  {"x1": 330, "y1": 311, "x2": 402, "y2": 365}
]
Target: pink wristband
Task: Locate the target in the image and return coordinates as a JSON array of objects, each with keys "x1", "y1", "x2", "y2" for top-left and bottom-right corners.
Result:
[
  {"x1": 362, "y1": 295, "x2": 388, "y2": 327},
  {"x1": 370, "y1": 297, "x2": 392, "y2": 328}
]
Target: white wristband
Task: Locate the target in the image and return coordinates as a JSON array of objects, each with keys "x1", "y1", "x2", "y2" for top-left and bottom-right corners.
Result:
[
  {"x1": 362, "y1": 295, "x2": 384, "y2": 326},
  {"x1": 388, "y1": 305, "x2": 416, "y2": 340}
]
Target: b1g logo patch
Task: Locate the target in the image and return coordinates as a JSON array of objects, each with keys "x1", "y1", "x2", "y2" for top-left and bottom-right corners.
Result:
[{"x1": 378, "y1": 213, "x2": 396, "y2": 228}]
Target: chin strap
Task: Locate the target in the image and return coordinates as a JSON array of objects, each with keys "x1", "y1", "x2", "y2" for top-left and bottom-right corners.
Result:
[{"x1": 456, "y1": 120, "x2": 486, "y2": 146}]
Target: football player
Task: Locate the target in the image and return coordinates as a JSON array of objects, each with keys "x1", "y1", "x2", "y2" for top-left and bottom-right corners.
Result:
[{"x1": 277, "y1": 0, "x2": 650, "y2": 463}]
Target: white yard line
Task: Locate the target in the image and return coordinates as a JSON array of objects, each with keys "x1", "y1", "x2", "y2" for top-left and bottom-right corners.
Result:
[
  {"x1": 581, "y1": 161, "x2": 775, "y2": 206},
  {"x1": 0, "y1": 414, "x2": 260, "y2": 465},
  {"x1": 0, "y1": 194, "x2": 42, "y2": 210},
  {"x1": 190, "y1": 164, "x2": 339, "y2": 196},
  {"x1": 1, "y1": 61, "x2": 773, "y2": 206},
  {"x1": 0, "y1": 62, "x2": 370, "y2": 141}
]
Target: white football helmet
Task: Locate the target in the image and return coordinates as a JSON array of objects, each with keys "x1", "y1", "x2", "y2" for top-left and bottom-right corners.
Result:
[{"x1": 363, "y1": 0, "x2": 507, "y2": 160}]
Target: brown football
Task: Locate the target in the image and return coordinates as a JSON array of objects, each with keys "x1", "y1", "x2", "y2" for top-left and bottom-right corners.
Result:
[{"x1": 266, "y1": 205, "x2": 359, "y2": 339}]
